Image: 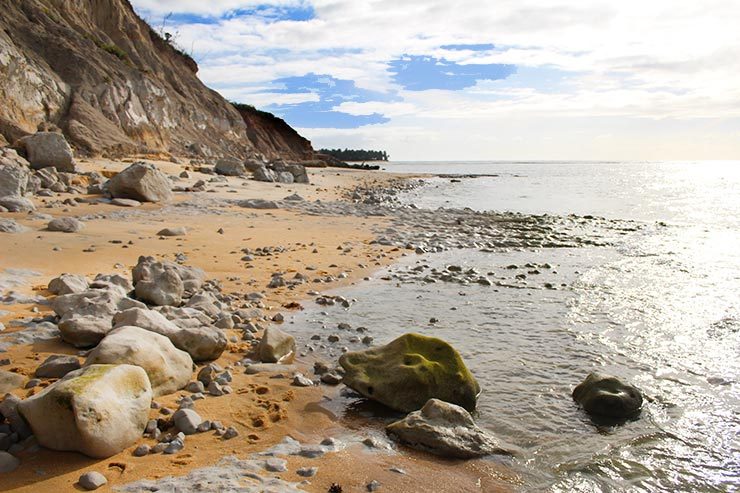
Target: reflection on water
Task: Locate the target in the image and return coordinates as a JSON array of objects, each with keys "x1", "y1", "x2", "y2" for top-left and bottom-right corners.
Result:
[{"x1": 288, "y1": 162, "x2": 739, "y2": 491}]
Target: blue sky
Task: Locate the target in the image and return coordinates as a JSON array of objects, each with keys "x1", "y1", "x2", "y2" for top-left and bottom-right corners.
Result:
[{"x1": 130, "y1": 0, "x2": 740, "y2": 160}]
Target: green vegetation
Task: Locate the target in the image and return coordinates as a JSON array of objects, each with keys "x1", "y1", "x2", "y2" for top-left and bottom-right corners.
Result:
[
  {"x1": 101, "y1": 43, "x2": 128, "y2": 60},
  {"x1": 319, "y1": 148, "x2": 389, "y2": 161},
  {"x1": 230, "y1": 102, "x2": 279, "y2": 120}
]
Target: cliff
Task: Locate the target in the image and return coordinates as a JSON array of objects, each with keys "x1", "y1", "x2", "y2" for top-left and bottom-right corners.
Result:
[
  {"x1": 234, "y1": 104, "x2": 314, "y2": 162},
  {"x1": 0, "y1": 0, "x2": 313, "y2": 162}
]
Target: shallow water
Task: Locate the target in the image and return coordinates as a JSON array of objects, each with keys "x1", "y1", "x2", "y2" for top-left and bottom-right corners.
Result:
[{"x1": 287, "y1": 161, "x2": 740, "y2": 491}]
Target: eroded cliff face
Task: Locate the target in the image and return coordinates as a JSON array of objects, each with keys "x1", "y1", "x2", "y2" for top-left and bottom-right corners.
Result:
[
  {"x1": 235, "y1": 105, "x2": 314, "y2": 163},
  {"x1": 0, "y1": 0, "x2": 267, "y2": 159}
]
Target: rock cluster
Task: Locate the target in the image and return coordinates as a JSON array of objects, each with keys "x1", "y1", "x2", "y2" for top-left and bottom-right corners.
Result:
[{"x1": 251, "y1": 161, "x2": 310, "y2": 184}]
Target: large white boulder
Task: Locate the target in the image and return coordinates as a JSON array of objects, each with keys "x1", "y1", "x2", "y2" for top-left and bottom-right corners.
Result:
[
  {"x1": 132, "y1": 256, "x2": 206, "y2": 306},
  {"x1": 113, "y1": 307, "x2": 227, "y2": 362},
  {"x1": 17, "y1": 364, "x2": 152, "y2": 458},
  {"x1": 85, "y1": 326, "x2": 193, "y2": 397},
  {"x1": 107, "y1": 162, "x2": 173, "y2": 203},
  {"x1": 23, "y1": 132, "x2": 75, "y2": 172}
]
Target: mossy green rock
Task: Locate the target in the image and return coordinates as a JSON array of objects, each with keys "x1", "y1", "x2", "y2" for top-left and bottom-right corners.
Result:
[{"x1": 339, "y1": 333, "x2": 480, "y2": 412}]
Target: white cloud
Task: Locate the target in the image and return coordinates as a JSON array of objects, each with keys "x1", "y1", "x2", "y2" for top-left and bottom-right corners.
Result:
[{"x1": 129, "y1": 0, "x2": 740, "y2": 159}]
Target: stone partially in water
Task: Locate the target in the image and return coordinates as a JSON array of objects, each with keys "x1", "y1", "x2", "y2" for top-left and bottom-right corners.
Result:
[
  {"x1": 572, "y1": 372, "x2": 643, "y2": 418},
  {"x1": 258, "y1": 327, "x2": 296, "y2": 363},
  {"x1": 386, "y1": 398, "x2": 508, "y2": 459},
  {"x1": 17, "y1": 364, "x2": 152, "y2": 458},
  {"x1": 339, "y1": 333, "x2": 480, "y2": 413}
]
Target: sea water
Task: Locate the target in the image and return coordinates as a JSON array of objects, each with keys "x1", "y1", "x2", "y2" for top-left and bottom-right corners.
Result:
[{"x1": 289, "y1": 161, "x2": 740, "y2": 492}]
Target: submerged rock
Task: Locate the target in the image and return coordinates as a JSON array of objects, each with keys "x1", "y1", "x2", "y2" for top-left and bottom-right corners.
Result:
[
  {"x1": 85, "y1": 326, "x2": 193, "y2": 397},
  {"x1": 339, "y1": 333, "x2": 480, "y2": 412},
  {"x1": 18, "y1": 364, "x2": 152, "y2": 458},
  {"x1": 572, "y1": 372, "x2": 643, "y2": 418},
  {"x1": 386, "y1": 399, "x2": 507, "y2": 459},
  {"x1": 107, "y1": 162, "x2": 173, "y2": 203},
  {"x1": 258, "y1": 327, "x2": 295, "y2": 364}
]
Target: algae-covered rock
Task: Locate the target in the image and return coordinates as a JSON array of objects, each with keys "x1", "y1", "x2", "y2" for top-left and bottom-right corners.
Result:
[
  {"x1": 386, "y1": 398, "x2": 509, "y2": 459},
  {"x1": 339, "y1": 333, "x2": 480, "y2": 412},
  {"x1": 17, "y1": 364, "x2": 152, "y2": 458},
  {"x1": 85, "y1": 326, "x2": 192, "y2": 397},
  {"x1": 572, "y1": 372, "x2": 643, "y2": 418}
]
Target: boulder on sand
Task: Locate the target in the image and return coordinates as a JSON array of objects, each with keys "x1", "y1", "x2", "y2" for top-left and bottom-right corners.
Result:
[
  {"x1": 572, "y1": 372, "x2": 643, "y2": 418},
  {"x1": 132, "y1": 256, "x2": 205, "y2": 306},
  {"x1": 386, "y1": 398, "x2": 510, "y2": 459},
  {"x1": 112, "y1": 307, "x2": 227, "y2": 362},
  {"x1": 52, "y1": 286, "x2": 145, "y2": 348},
  {"x1": 258, "y1": 327, "x2": 295, "y2": 364},
  {"x1": 0, "y1": 163, "x2": 35, "y2": 212},
  {"x1": 22, "y1": 132, "x2": 75, "y2": 172},
  {"x1": 339, "y1": 333, "x2": 480, "y2": 412},
  {"x1": 107, "y1": 162, "x2": 173, "y2": 203},
  {"x1": 214, "y1": 158, "x2": 246, "y2": 176},
  {"x1": 48, "y1": 273, "x2": 89, "y2": 295},
  {"x1": 47, "y1": 217, "x2": 84, "y2": 233},
  {"x1": 17, "y1": 364, "x2": 152, "y2": 458},
  {"x1": 85, "y1": 326, "x2": 193, "y2": 397},
  {"x1": 0, "y1": 370, "x2": 25, "y2": 393}
]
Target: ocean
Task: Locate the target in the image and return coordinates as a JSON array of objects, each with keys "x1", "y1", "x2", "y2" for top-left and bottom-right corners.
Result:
[{"x1": 290, "y1": 161, "x2": 740, "y2": 492}]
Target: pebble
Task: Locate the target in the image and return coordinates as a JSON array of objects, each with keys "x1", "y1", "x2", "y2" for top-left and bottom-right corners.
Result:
[
  {"x1": 0, "y1": 451, "x2": 19, "y2": 473},
  {"x1": 223, "y1": 427, "x2": 239, "y2": 439},
  {"x1": 264, "y1": 458, "x2": 288, "y2": 472},
  {"x1": 367, "y1": 480, "x2": 381, "y2": 491},
  {"x1": 78, "y1": 471, "x2": 107, "y2": 490},
  {"x1": 320, "y1": 372, "x2": 342, "y2": 385},
  {"x1": 173, "y1": 409, "x2": 202, "y2": 435},
  {"x1": 292, "y1": 373, "x2": 314, "y2": 387},
  {"x1": 133, "y1": 444, "x2": 150, "y2": 457},
  {"x1": 297, "y1": 466, "x2": 318, "y2": 477}
]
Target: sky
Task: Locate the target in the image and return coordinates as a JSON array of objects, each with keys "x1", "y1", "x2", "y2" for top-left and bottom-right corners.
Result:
[{"x1": 130, "y1": 0, "x2": 740, "y2": 161}]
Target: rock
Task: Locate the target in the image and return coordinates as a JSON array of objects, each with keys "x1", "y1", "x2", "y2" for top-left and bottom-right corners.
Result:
[
  {"x1": 238, "y1": 198, "x2": 279, "y2": 209},
  {"x1": 47, "y1": 217, "x2": 84, "y2": 233},
  {"x1": 132, "y1": 256, "x2": 205, "y2": 305},
  {"x1": 185, "y1": 291, "x2": 221, "y2": 317},
  {"x1": 85, "y1": 326, "x2": 193, "y2": 397},
  {"x1": 48, "y1": 274, "x2": 89, "y2": 295},
  {"x1": 0, "y1": 196, "x2": 35, "y2": 212},
  {"x1": 0, "y1": 219, "x2": 25, "y2": 233},
  {"x1": 264, "y1": 458, "x2": 287, "y2": 472},
  {"x1": 367, "y1": 480, "x2": 381, "y2": 491},
  {"x1": 111, "y1": 198, "x2": 141, "y2": 207},
  {"x1": 0, "y1": 394, "x2": 32, "y2": 439},
  {"x1": 339, "y1": 333, "x2": 480, "y2": 413},
  {"x1": 78, "y1": 471, "x2": 108, "y2": 490},
  {"x1": 53, "y1": 286, "x2": 144, "y2": 348},
  {"x1": 173, "y1": 409, "x2": 202, "y2": 435},
  {"x1": 157, "y1": 227, "x2": 187, "y2": 237},
  {"x1": 107, "y1": 163, "x2": 173, "y2": 203},
  {"x1": 214, "y1": 158, "x2": 246, "y2": 176},
  {"x1": 572, "y1": 372, "x2": 643, "y2": 418},
  {"x1": 222, "y1": 426, "x2": 238, "y2": 439},
  {"x1": 292, "y1": 373, "x2": 313, "y2": 387},
  {"x1": 297, "y1": 466, "x2": 318, "y2": 477},
  {"x1": 0, "y1": 451, "x2": 20, "y2": 473},
  {"x1": 320, "y1": 372, "x2": 342, "y2": 385},
  {"x1": 133, "y1": 444, "x2": 150, "y2": 456},
  {"x1": 258, "y1": 327, "x2": 295, "y2": 363},
  {"x1": 244, "y1": 363, "x2": 296, "y2": 375},
  {"x1": 35, "y1": 354, "x2": 81, "y2": 378},
  {"x1": 386, "y1": 399, "x2": 507, "y2": 459},
  {"x1": 17, "y1": 364, "x2": 152, "y2": 458},
  {"x1": 113, "y1": 307, "x2": 226, "y2": 361},
  {"x1": 23, "y1": 132, "x2": 75, "y2": 172},
  {"x1": 282, "y1": 193, "x2": 305, "y2": 202},
  {"x1": 0, "y1": 371, "x2": 24, "y2": 393},
  {"x1": 0, "y1": 163, "x2": 29, "y2": 197}
]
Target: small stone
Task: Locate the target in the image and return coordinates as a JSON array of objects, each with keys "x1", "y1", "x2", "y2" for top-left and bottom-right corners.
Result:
[
  {"x1": 223, "y1": 426, "x2": 238, "y2": 439},
  {"x1": 78, "y1": 471, "x2": 107, "y2": 490},
  {"x1": 297, "y1": 466, "x2": 318, "y2": 477},
  {"x1": 164, "y1": 437, "x2": 185, "y2": 454},
  {"x1": 367, "y1": 480, "x2": 381, "y2": 491},
  {"x1": 320, "y1": 372, "x2": 342, "y2": 385},
  {"x1": 0, "y1": 451, "x2": 20, "y2": 473},
  {"x1": 264, "y1": 458, "x2": 287, "y2": 472},
  {"x1": 186, "y1": 381, "x2": 205, "y2": 393},
  {"x1": 157, "y1": 227, "x2": 187, "y2": 237},
  {"x1": 292, "y1": 373, "x2": 314, "y2": 387},
  {"x1": 133, "y1": 444, "x2": 150, "y2": 456},
  {"x1": 150, "y1": 443, "x2": 167, "y2": 454},
  {"x1": 389, "y1": 467, "x2": 406, "y2": 475},
  {"x1": 173, "y1": 409, "x2": 202, "y2": 435},
  {"x1": 208, "y1": 381, "x2": 225, "y2": 396}
]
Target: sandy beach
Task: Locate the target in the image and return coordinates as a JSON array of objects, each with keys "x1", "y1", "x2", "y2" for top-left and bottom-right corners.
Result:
[{"x1": 0, "y1": 160, "x2": 515, "y2": 492}]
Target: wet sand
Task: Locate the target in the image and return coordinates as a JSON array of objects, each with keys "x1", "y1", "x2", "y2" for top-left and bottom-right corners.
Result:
[{"x1": 0, "y1": 159, "x2": 514, "y2": 492}]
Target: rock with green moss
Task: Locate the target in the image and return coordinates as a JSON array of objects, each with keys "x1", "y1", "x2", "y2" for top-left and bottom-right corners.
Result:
[
  {"x1": 17, "y1": 364, "x2": 152, "y2": 458},
  {"x1": 85, "y1": 326, "x2": 193, "y2": 397},
  {"x1": 339, "y1": 333, "x2": 480, "y2": 412}
]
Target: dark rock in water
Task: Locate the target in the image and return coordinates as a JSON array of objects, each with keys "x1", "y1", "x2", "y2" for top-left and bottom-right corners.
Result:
[
  {"x1": 572, "y1": 372, "x2": 643, "y2": 418},
  {"x1": 339, "y1": 333, "x2": 480, "y2": 412}
]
